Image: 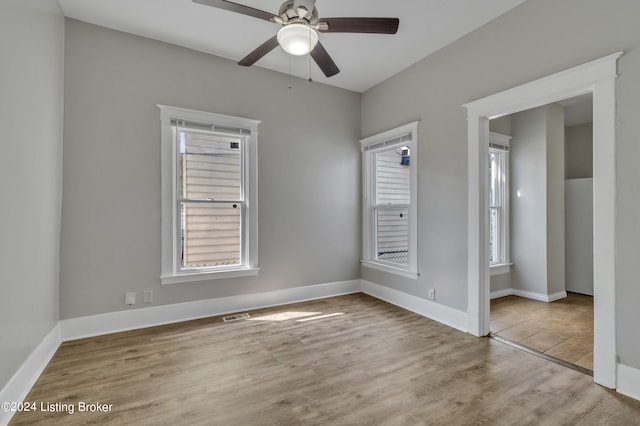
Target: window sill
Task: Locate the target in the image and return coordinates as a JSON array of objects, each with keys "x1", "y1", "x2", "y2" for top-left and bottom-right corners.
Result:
[
  {"x1": 161, "y1": 267, "x2": 259, "y2": 285},
  {"x1": 490, "y1": 263, "x2": 512, "y2": 276},
  {"x1": 361, "y1": 260, "x2": 419, "y2": 280}
]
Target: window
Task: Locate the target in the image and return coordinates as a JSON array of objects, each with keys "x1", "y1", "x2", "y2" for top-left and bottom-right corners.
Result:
[
  {"x1": 361, "y1": 122, "x2": 418, "y2": 279},
  {"x1": 488, "y1": 132, "x2": 511, "y2": 273},
  {"x1": 159, "y1": 105, "x2": 259, "y2": 284}
]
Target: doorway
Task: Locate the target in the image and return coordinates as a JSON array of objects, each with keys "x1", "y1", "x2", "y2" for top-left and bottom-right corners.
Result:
[
  {"x1": 490, "y1": 293, "x2": 593, "y2": 373},
  {"x1": 464, "y1": 52, "x2": 621, "y2": 388},
  {"x1": 486, "y1": 95, "x2": 594, "y2": 373}
]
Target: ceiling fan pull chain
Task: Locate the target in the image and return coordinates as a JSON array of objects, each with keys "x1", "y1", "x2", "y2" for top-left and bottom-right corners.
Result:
[{"x1": 307, "y1": 33, "x2": 312, "y2": 83}]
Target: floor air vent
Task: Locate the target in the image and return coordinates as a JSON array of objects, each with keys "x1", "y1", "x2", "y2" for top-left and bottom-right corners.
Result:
[{"x1": 223, "y1": 313, "x2": 251, "y2": 322}]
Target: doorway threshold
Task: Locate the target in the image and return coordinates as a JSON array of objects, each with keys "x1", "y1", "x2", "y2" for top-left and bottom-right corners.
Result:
[{"x1": 489, "y1": 332, "x2": 593, "y2": 377}]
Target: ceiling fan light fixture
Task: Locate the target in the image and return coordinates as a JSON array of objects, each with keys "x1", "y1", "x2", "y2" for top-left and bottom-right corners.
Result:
[{"x1": 277, "y1": 23, "x2": 318, "y2": 56}]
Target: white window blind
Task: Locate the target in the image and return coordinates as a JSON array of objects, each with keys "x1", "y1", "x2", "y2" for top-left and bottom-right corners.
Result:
[
  {"x1": 360, "y1": 122, "x2": 419, "y2": 279},
  {"x1": 159, "y1": 105, "x2": 260, "y2": 284},
  {"x1": 177, "y1": 127, "x2": 243, "y2": 268}
]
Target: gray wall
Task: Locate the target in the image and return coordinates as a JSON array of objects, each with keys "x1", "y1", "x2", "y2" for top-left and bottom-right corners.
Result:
[
  {"x1": 60, "y1": 20, "x2": 361, "y2": 319},
  {"x1": 545, "y1": 103, "x2": 566, "y2": 296},
  {"x1": 565, "y1": 123, "x2": 593, "y2": 179},
  {"x1": 360, "y1": 0, "x2": 640, "y2": 368},
  {"x1": 489, "y1": 117, "x2": 512, "y2": 294},
  {"x1": 565, "y1": 122, "x2": 594, "y2": 296},
  {"x1": 510, "y1": 108, "x2": 547, "y2": 295},
  {"x1": 510, "y1": 105, "x2": 565, "y2": 296},
  {"x1": 565, "y1": 178, "x2": 594, "y2": 296},
  {"x1": 489, "y1": 115, "x2": 512, "y2": 136},
  {"x1": 0, "y1": 0, "x2": 64, "y2": 390},
  {"x1": 490, "y1": 273, "x2": 511, "y2": 294}
]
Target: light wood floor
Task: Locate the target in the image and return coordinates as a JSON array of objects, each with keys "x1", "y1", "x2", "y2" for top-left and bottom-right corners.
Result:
[
  {"x1": 11, "y1": 293, "x2": 640, "y2": 425},
  {"x1": 490, "y1": 293, "x2": 594, "y2": 371}
]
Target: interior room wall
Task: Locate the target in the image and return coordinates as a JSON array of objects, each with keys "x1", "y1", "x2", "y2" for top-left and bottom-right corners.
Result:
[
  {"x1": 489, "y1": 116, "x2": 512, "y2": 294},
  {"x1": 360, "y1": 0, "x2": 640, "y2": 369},
  {"x1": 489, "y1": 273, "x2": 511, "y2": 294},
  {"x1": 564, "y1": 122, "x2": 594, "y2": 295},
  {"x1": 0, "y1": 0, "x2": 64, "y2": 390},
  {"x1": 490, "y1": 117, "x2": 592, "y2": 298},
  {"x1": 565, "y1": 123, "x2": 593, "y2": 179},
  {"x1": 489, "y1": 115, "x2": 512, "y2": 136},
  {"x1": 60, "y1": 19, "x2": 361, "y2": 319},
  {"x1": 565, "y1": 178, "x2": 594, "y2": 295},
  {"x1": 510, "y1": 106, "x2": 555, "y2": 296},
  {"x1": 545, "y1": 103, "x2": 566, "y2": 296}
]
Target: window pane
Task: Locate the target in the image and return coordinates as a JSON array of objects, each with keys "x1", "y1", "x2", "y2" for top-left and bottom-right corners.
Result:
[
  {"x1": 489, "y1": 207, "x2": 499, "y2": 263},
  {"x1": 489, "y1": 152, "x2": 497, "y2": 206},
  {"x1": 376, "y1": 147, "x2": 410, "y2": 205},
  {"x1": 179, "y1": 131, "x2": 241, "y2": 201},
  {"x1": 181, "y1": 202, "x2": 241, "y2": 269},
  {"x1": 376, "y1": 207, "x2": 409, "y2": 266}
]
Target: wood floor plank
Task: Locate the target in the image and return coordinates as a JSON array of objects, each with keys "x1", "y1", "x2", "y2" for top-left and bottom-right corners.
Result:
[
  {"x1": 490, "y1": 293, "x2": 595, "y2": 371},
  {"x1": 10, "y1": 293, "x2": 640, "y2": 425}
]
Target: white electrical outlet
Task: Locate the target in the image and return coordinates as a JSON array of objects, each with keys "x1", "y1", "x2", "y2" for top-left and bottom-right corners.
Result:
[
  {"x1": 125, "y1": 292, "x2": 136, "y2": 305},
  {"x1": 427, "y1": 289, "x2": 435, "y2": 300},
  {"x1": 143, "y1": 290, "x2": 153, "y2": 304}
]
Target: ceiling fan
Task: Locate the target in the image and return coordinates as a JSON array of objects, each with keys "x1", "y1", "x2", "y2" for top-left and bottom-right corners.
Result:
[{"x1": 192, "y1": 0, "x2": 399, "y2": 77}]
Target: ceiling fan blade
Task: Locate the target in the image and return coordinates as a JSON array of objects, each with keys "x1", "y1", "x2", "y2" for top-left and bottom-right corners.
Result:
[
  {"x1": 318, "y1": 17, "x2": 399, "y2": 34},
  {"x1": 238, "y1": 35, "x2": 279, "y2": 67},
  {"x1": 310, "y1": 42, "x2": 340, "y2": 77},
  {"x1": 192, "y1": 0, "x2": 276, "y2": 22}
]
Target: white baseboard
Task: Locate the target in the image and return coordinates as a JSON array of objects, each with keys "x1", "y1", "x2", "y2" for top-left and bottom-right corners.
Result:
[
  {"x1": 617, "y1": 363, "x2": 640, "y2": 401},
  {"x1": 490, "y1": 288, "x2": 513, "y2": 300},
  {"x1": 361, "y1": 280, "x2": 467, "y2": 332},
  {"x1": 17, "y1": 278, "x2": 468, "y2": 368},
  {"x1": 490, "y1": 288, "x2": 567, "y2": 302},
  {"x1": 0, "y1": 324, "x2": 61, "y2": 426},
  {"x1": 10, "y1": 278, "x2": 635, "y2": 426},
  {"x1": 1, "y1": 279, "x2": 360, "y2": 425},
  {"x1": 60, "y1": 280, "x2": 361, "y2": 341}
]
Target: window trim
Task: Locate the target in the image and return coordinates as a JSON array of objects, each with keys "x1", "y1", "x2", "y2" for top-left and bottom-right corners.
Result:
[
  {"x1": 488, "y1": 131, "x2": 511, "y2": 275},
  {"x1": 360, "y1": 121, "x2": 419, "y2": 279},
  {"x1": 159, "y1": 105, "x2": 260, "y2": 284}
]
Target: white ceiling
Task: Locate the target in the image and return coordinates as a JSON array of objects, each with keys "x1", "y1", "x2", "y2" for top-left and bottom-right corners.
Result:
[{"x1": 58, "y1": 0, "x2": 527, "y2": 93}]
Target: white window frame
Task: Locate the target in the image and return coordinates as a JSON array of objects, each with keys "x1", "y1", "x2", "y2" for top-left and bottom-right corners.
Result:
[
  {"x1": 360, "y1": 121, "x2": 419, "y2": 279},
  {"x1": 159, "y1": 105, "x2": 259, "y2": 284},
  {"x1": 488, "y1": 132, "x2": 512, "y2": 276}
]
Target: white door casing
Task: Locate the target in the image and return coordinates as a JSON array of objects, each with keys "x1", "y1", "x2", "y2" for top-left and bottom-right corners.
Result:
[{"x1": 464, "y1": 52, "x2": 622, "y2": 389}]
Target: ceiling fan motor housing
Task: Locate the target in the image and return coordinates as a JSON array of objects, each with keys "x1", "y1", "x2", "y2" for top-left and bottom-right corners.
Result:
[{"x1": 278, "y1": 0, "x2": 319, "y2": 25}]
